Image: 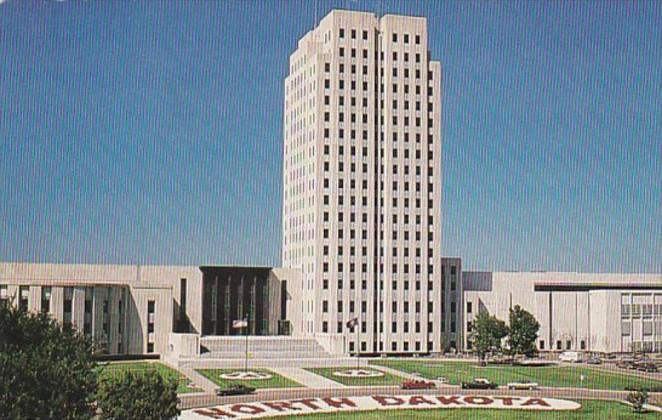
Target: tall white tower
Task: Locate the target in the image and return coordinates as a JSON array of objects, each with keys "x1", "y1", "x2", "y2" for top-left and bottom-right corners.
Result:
[{"x1": 282, "y1": 10, "x2": 442, "y2": 354}]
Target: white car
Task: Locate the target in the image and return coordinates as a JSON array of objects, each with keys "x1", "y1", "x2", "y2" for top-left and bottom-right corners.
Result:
[{"x1": 507, "y1": 380, "x2": 539, "y2": 390}]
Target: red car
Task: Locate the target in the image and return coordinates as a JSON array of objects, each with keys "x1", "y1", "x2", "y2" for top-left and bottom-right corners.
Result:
[{"x1": 401, "y1": 380, "x2": 436, "y2": 390}]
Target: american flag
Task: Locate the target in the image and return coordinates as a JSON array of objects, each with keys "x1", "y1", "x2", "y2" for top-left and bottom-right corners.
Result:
[{"x1": 345, "y1": 317, "x2": 359, "y2": 330}]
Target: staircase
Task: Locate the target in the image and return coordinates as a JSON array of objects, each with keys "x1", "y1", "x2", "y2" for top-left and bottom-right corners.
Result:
[
  {"x1": 175, "y1": 336, "x2": 360, "y2": 369},
  {"x1": 200, "y1": 336, "x2": 337, "y2": 359}
]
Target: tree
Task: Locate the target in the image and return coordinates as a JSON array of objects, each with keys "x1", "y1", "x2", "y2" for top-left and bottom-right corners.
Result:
[
  {"x1": 96, "y1": 369, "x2": 179, "y2": 420},
  {"x1": 0, "y1": 303, "x2": 98, "y2": 419},
  {"x1": 470, "y1": 311, "x2": 509, "y2": 363},
  {"x1": 626, "y1": 389, "x2": 649, "y2": 413},
  {"x1": 507, "y1": 305, "x2": 540, "y2": 358}
]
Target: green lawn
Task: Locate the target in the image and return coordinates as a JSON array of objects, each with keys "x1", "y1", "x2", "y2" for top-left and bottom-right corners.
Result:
[
  {"x1": 195, "y1": 368, "x2": 302, "y2": 389},
  {"x1": 369, "y1": 360, "x2": 662, "y2": 391},
  {"x1": 96, "y1": 361, "x2": 202, "y2": 394},
  {"x1": 272, "y1": 400, "x2": 659, "y2": 419},
  {"x1": 305, "y1": 367, "x2": 403, "y2": 386}
]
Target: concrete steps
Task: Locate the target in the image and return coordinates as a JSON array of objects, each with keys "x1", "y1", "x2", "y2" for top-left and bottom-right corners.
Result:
[
  {"x1": 179, "y1": 357, "x2": 366, "y2": 369},
  {"x1": 199, "y1": 336, "x2": 341, "y2": 361}
]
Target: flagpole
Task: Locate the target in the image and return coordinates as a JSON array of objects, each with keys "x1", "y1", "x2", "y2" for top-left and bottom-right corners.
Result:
[
  {"x1": 244, "y1": 313, "x2": 249, "y2": 372},
  {"x1": 356, "y1": 319, "x2": 360, "y2": 370}
]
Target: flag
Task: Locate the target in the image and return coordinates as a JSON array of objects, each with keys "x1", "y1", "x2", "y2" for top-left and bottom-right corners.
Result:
[
  {"x1": 232, "y1": 319, "x2": 248, "y2": 329},
  {"x1": 345, "y1": 317, "x2": 358, "y2": 330}
]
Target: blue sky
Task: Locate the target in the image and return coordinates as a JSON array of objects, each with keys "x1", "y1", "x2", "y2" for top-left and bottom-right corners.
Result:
[{"x1": 0, "y1": 1, "x2": 660, "y2": 272}]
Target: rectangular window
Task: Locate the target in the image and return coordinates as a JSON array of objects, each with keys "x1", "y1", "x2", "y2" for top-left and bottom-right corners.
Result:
[
  {"x1": 147, "y1": 300, "x2": 155, "y2": 347},
  {"x1": 41, "y1": 286, "x2": 52, "y2": 313},
  {"x1": 0, "y1": 285, "x2": 8, "y2": 307},
  {"x1": 83, "y1": 288, "x2": 92, "y2": 334},
  {"x1": 632, "y1": 304, "x2": 641, "y2": 317},
  {"x1": 621, "y1": 304, "x2": 630, "y2": 318},
  {"x1": 643, "y1": 321, "x2": 653, "y2": 336},
  {"x1": 622, "y1": 321, "x2": 632, "y2": 335},
  {"x1": 539, "y1": 340, "x2": 545, "y2": 350},
  {"x1": 19, "y1": 286, "x2": 29, "y2": 311},
  {"x1": 179, "y1": 278, "x2": 187, "y2": 325}
]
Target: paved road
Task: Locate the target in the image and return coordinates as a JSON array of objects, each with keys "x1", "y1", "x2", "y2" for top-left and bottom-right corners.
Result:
[{"x1": 178, "y1": 383, "x2": 661, "y2": 410}]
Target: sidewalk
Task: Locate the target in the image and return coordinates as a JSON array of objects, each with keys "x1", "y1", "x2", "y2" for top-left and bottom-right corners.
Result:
[
  {"x1": 179, "y1": 366, "x2": 218, "y2": 394},
  {"x1": 271, "y1": 367, "x2": 346, "y2": 389},
  {"x1": 370, "y1": 364, "x2": 419, "y2": 380}
]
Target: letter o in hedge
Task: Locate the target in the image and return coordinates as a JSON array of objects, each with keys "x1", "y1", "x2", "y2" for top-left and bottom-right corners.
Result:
[
  {"x1": 464, "y1": 396, "x2": 493, "y2": 405},
  {"x1": 231, "y1": 404, "x2": 265, "y2": 415}
]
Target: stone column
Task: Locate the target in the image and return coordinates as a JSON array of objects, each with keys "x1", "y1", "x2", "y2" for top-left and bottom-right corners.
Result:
[
  {"x1": 92, "y1": 287, "x2": 106, "y2": 342},
  {"x1": 28, "y1": 286, "x2": 41, "y2": 313},
  {"x1": 50, "y1": 287, "x2": 64, "y2": 322},
  {"x1": 72, "y1": 287, "x2": 86, "y2": 331},
  {"x1": 7, "y1": 285, "x2": 18, "y2": 309}
]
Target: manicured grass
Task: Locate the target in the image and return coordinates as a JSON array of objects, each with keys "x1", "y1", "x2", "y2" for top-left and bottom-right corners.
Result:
[
  {"x1": 305, "y1": 367, "x2": 403, "y2": 386},
  {"x1": 273, "y1": 400, "x2": 660, "y2": 419},
  {"x1": 369, "y1": 360, "x2": 662, "y2": 391},
  {"x1": 195, "y1": 369, "x2": 302, "y2": 389},
  {"x1": 96, "y1": 361, "x2": 202, "y2": 394}
]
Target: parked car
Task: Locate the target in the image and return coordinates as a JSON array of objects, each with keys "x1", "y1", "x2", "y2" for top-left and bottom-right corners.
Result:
[
  {"x1": 634, "y1": 362, "x2": 659, "y2": 373},
  {"x1": 435, "y1": 376, "x2": 450, "y2": 384},
  {"x1": 507, "y1": 380, "x2": 539, "y2": 390},
  {"x1": 401, "y1": 380, "x2": 436, "y2": 390},
  {"x1": 216, "y1": 384, "x2": 256, "y2": 396},
  {"x1": 559, "y1": 351, "x2": 584, "y2": 363},
  {"x1": 616, "y1": 360, "x2": 635, "y2": 369},
  {"x1": 461, "y1": 378, "x2": 498, "y2": 389},
  {"x1": 586, "y1": 356, "x2": 602, "y2": 365}
]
